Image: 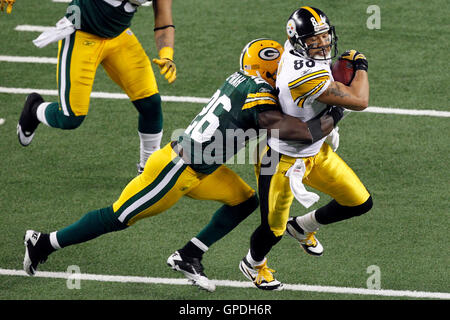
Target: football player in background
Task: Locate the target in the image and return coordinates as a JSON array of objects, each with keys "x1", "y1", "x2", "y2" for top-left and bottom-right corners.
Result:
[
  {"x1": 17, "y1": 0, "x2": 176, "y2": 173},
  {"x1": 23, "y1": 39, "x2": 344, "y2": 292},
  {"x1": 0, "y1": 0, "x2": 15, "y2": 13},
  {"x1": 239, "y1": 7, "x2": 373, "y2": 290}
]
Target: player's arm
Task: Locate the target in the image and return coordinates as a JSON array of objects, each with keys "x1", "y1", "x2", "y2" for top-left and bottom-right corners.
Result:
[
  {"x1": 152, "y1": 0, "x2": 176, "y2": 83},
  {"x1": 318, "y1": 50, "x2": 369, "y2": 111},
  {"x1": 258, "y1": 107, "x2": 343, "y2": 144}
]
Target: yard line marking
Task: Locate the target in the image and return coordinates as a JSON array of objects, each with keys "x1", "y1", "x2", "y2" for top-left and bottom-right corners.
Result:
[
  {"x1": 1, "y1": 268, "x2": 448, "y2": 299},
  {"x1": 15, "y1": 25, "x2": 54, "y2": 33},
  {"x1": 0, "y1": 55, "x2": 57, "y2": 64},
  {"x1": 1, "y1": 86, "x2": 448, "y2": 118},
  {"x1": 362, "y1": 106, "x2": 450, "y2": 117},
  {"x1": 0, "y1": 86, "x2": 211, "y2": 104},
  {"x1": 52, "y1": 0, "x2": 152, "y2": 6}
]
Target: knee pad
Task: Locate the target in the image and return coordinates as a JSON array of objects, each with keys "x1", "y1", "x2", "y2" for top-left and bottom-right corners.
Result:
[
  {"x1": 57, "y1": 114, "x2": 85, "y2": 130},
  {"x1": 133, "y1": 94, "x2": 163, "y2": 133},
  {"x1": 315, "y1": 195, "x2": 373, "y2": 225}
]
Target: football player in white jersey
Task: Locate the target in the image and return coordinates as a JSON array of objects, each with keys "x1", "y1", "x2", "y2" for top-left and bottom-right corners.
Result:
[{"x1": 239, "y1": 6, "x2": 373, "y2": 290}]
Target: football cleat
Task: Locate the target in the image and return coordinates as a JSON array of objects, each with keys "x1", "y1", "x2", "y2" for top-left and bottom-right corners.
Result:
[
  {"x1": 136, "y1": 163, "x2": 144, "y2": 175},
  {"x1": 239, "y1": 257, "x2": 283, "y2": 291},
  {"x1": 286, "y1": 217, "x2": 324, "y2": 256},
  {"x1": 17, "y1": 92, "x2": 43, "y2": 146},
  {"x1": 167, "y1": 251, "x2": 216, "y2": 292},
  {"x1": 23, "y1": 230, "x2": 49, "y2": 276}
]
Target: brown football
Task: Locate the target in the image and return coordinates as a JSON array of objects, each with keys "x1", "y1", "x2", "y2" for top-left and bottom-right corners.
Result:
[{"x1": 331, "y1": 59, "x2": 355, "y2": 85}]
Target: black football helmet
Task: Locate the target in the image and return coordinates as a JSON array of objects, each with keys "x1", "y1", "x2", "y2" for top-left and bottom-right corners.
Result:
[{"x1": 286, "y1": 6, "x2": 338, "y2": 60}]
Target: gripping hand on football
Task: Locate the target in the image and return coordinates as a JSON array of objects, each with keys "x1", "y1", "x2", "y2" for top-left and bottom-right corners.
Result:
[
  {"x1": 1, "y1": 0, "x2": 15, "y2": 14},
  {"x1": 340, "y1": 49, "x2": 368, "y2": 72},
  {"x1": 152, "y1": 47, "x2": 177, "y2": 84}
]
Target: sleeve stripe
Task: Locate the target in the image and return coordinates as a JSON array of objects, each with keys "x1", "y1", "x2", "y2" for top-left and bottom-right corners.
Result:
[
  {"x1": 288, "y1": 69, "x2": 329, "y2": 89},
  {"x1": 242, "y1": 97, "x2": 277, "y2": 110},
  {"x1": 294, "y1": 80, "x2": 328, "y2": 108},
  {"x1": 246, "y1": 92, "x2": 277, "y2": 100}
]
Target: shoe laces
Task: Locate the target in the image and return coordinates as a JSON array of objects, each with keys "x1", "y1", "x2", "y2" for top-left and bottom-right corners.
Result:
[
  {"x1": 301, "y1": 231, "x2": 317, "y2": 247},
  {"x1": 254, "y1": 261, "x2": 276, "y2": 285}
]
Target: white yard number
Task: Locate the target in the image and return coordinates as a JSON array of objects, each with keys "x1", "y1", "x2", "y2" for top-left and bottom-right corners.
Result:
[{"x1": 185, "y1": 90, "x2": 232, "y2": 143}]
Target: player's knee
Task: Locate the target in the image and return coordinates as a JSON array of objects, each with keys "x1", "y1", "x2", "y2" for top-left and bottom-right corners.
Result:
[
  {"x1": 358, "y1": 195, "x2": 373, "y2": 216},
  {"x1": 241, "y1": 192, "x2": 259, "y2": 213},
  {"x1": 59, "y1": 114, "x2": 85, "y2": 130},
  {"x1": 133, "y1": 94, "x2": 163, "y2": 133}
]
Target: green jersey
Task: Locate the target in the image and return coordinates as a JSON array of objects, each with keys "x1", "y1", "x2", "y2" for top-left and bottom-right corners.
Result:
[
  {"x1": 68, "y1": 0, "x2": 139, "y2": 38},
  {"x1": 178, "y1": 72, "x2": 279, "y2": 174}
]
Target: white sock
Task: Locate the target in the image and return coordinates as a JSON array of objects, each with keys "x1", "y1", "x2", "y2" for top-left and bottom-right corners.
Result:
[
  {"x1": 295, "y1": 210, "x2": 322, "y2": 233},
  {"x1": 49, "y1": 232, "x2": 61, "y2": 250},
  {"x1": 246, "y1": 249, "x2": 265, "y2": 267},
  {"x1": 36, "y1": 102, "x2": 51, "y2": 126},
  {"x1": 139, "y1": 131, "x2": 163, "y2": 168},
  {"x1": 191, "y1": 237, "x2": 209, "y2": 253}
]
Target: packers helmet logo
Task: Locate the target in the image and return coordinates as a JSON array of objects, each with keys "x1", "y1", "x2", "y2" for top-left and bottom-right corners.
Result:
[{"x1": 258, "y1": 47, "x2": 281, "y2": 61}]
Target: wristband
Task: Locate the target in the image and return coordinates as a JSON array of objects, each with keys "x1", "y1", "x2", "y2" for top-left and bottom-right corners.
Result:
[
  {"x1": 154, "y1": 25, "x2": 175, "y2": 32},
  {"x1": 306, "y1": 118, "x2": 324, "y2": 143}
]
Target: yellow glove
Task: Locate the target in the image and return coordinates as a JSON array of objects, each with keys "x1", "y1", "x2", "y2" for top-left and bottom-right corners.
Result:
[
  {"x1": 152, "y1": 47, "x2": 177, "y2": 84},
  {"x1": 340, "y1": 49, "x2": 368, "y2": 71},
  {"x1": 1, "y1": 0, "x2": 15, "y2": 14}
]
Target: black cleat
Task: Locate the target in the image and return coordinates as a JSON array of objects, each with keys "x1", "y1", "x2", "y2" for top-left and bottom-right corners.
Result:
[
  {"x1": 17, "y1": 92, "x2": 44, "y2": 146},
  {"x1": 167, "y1": 251, "x2": 215, "y2": 292},
  {"x1": 286, "y1": 217, "x2": 324, "y2": 256},
  {"x1": 23, "y1": 230, "x2": 50, "y2": 276}
]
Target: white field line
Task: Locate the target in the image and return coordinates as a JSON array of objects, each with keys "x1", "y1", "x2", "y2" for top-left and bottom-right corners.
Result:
[
  {"x1": 0, "y1": 55, "x2": 57, "y2": 64},
  {"x1": 1, "y1": 268, "x2": 449, "y2": 299},
  {"x1": 52, "y1": 0, "x2": 153, "y2": 6},
  {"x1": 15, "y1": 25, "x2": 54, "y2": 33},
  {"x1": 0, "y1": 86, "x2": 210, "y2": 104},
  {"x1": 0, "y1": 86, "x2": 449, "y2": 118}
]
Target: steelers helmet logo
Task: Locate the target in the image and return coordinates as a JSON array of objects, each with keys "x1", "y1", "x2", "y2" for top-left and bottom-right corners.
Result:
[
  {"x1": 286, "y1": 19, "x2": 297, "y2": 37},
  {"x1": 258, "y1": 47, "x2": 281, "y2": 61}
]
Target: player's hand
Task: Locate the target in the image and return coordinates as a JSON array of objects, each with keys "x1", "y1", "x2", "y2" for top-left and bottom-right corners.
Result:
[
  {"x1": 152, "y1": 57, "x2": 177, "y2": 84},
  {"x1": 325, "y1": 127, "x2": 340, "y2": 152},
  {"x1": 1, "y1": 0, "x2": 15, "y2": 14},
  {"x1": 340, "y1": 49, "x2": 368, "y2": 72},
  {"x1": 327, "y1": 106, "x2": 344, "y2": 126}
]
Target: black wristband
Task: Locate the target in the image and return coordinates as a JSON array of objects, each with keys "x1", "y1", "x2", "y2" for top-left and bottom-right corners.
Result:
[
  {"x1": 328, "y1": 106, "x2": 344, "y2": 125},
  {"x1": 306, "y1": 118, "x2": 324, "y2": 143},
  {"x1": 354, "y1": 59, "x2": 368, "y2": 72},
  {"x1": 154, "y1": 25, "x2": 175, "y2": 32}
]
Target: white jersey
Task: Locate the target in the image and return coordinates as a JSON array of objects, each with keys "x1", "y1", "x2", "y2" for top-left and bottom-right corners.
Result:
[{"x1": 269, "y1": 40, "x2": 333, "y2": 158}]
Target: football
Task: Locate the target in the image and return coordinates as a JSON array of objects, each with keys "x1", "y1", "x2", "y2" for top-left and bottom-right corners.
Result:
[{"x1": 331, "y1": 59, "x2": 355, "y2": 85}]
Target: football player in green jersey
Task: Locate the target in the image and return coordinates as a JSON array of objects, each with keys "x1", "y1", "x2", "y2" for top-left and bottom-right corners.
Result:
[
  {"x1": 22, "y1": 39, "x2": 343, "y2": 292},
  {"x1": 17, "y1": 0, "x2": 176, "y2": 172}
]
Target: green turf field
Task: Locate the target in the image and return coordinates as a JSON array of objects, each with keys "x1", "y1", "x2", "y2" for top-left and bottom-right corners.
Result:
[{"x1": 0, "y1": 0, "x2": 449, "y2": 306}]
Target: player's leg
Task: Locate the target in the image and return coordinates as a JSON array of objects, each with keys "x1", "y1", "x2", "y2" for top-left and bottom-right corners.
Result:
[
  {"x1": 239, "y1": 147, "x2": 291, "y2": 290},
  {"x1": 101, "y1": 29, "x2": 162, "y2": 172},
  {"x1": 287, "y1": 143, "x2": 373, "y2": 249},
  {"x1": 23, "y1": 143, "x2": 196, "y2": 275},
  {"x1": 167, "y1": 165, "x2": 258, "y2": 291},
  {"x1": 18, "y1": 31, "x2": 103, "y2": 146}
]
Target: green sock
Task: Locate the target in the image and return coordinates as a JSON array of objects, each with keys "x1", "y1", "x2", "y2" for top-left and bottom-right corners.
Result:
[
  {"x1": 55, "y1": 206, "x2": 127, "y2": 248},
  {"x1": 196, "y1": 194, "x2": 259, "y2": 248}
]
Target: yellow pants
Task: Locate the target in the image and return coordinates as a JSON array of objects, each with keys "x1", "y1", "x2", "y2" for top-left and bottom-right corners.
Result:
[
  {"x1": 256, "y1": 143, "x2": 370, "y2": 236},
  {"x1": 113, "y1": 143, "x2": 255, "y2": 226},
  {"x1": 56, "y1": 29, "x2": 158, "y2": 117}
]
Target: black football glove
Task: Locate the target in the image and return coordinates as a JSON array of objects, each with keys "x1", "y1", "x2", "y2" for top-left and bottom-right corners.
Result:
[
  {"x1": 327, "y1": 105, "x2": 345, "y2": 126},
  {"x1": 340, "y1": 49, "x2": 368, "y2": 72}
]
